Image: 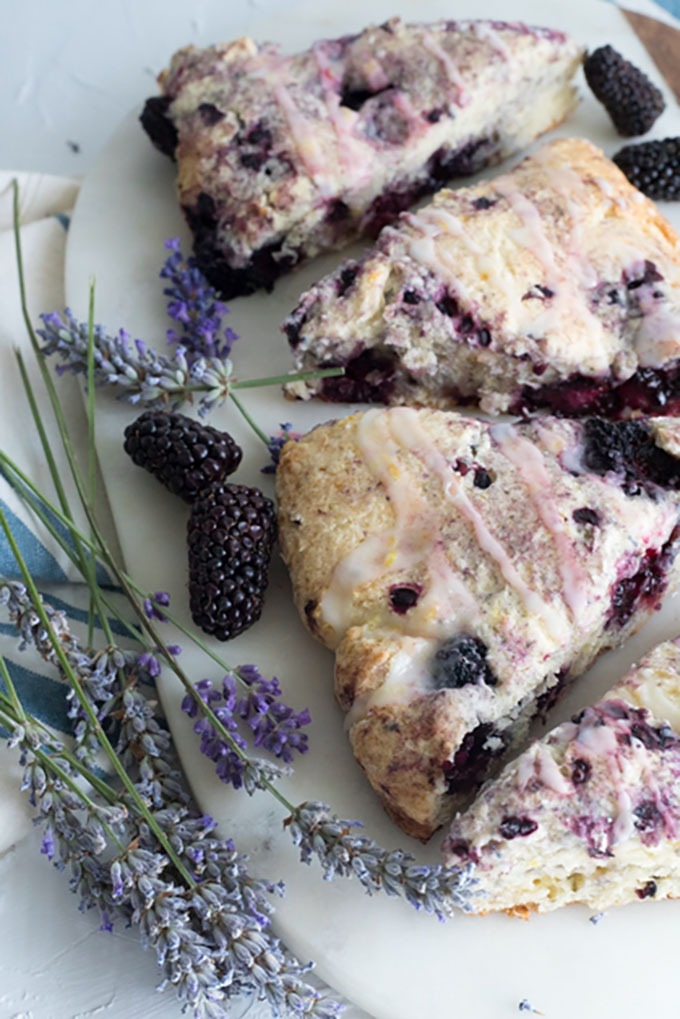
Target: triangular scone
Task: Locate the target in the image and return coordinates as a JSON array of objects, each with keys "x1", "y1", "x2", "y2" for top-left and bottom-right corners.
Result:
[
  {"x1": 443, "y1": 638, "x2": 680, "y2": 915},
  {"x1": 284, "y1": 137, "x2": 680, "y2": 417},
  {"x1": 141, "y1": 20, "x2": 582, "y2": 298},
  {"x1": 276, "y1": 408, "x2": 680, "y2": 839}
]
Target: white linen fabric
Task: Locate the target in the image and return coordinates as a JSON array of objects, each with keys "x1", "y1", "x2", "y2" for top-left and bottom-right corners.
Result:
[{"x1": 0, "y1": 172, "x2": 121, "y2": 853}]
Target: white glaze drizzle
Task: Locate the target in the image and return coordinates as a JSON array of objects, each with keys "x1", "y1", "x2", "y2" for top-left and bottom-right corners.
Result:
[
  {"x1": 471, "y1": 21, "x2": 512, "y2": 60},
  {"x1": 575, "y1": 720, "x2": 619, "y2": 756},
  {"x1": 387, "y1": 408, "x2": 569, "y2": 642},
  {"x1": 518, "y1": 743, "x2": 571, "y2": 795},
  {"x1": 406, "y1": 205, "x2": 519, "y2": 315},
  {"x1": 273, "y1": 83, "x2": 335, "y2": 195},
  {"x1": 526, "y1": 150, "x2": 599, "y2": 289},
  {"x1": 490, "y1": 422, "x2": 591, "y2": 625},
  {"x1": 312, "y1": 44, "x2": 372, "y2": 188},
  {"x1": 420, "y1": 30, "x2": 469, "y2": 105},
  {"x1": 536, "y1": 743, "x2": 572, "y2": 795},
  {"x1": 406, "y1": 208, "x2": 475, "y2": 307},
  {"x1": 611, "y1": 788, "x2": 635, "y2": 845},
  {"x1": 491, "y1": 173, "x2": 605, "y2": 358},
  {"x1": 320, "y1": 409, "x2": 478, "y2": 638}
]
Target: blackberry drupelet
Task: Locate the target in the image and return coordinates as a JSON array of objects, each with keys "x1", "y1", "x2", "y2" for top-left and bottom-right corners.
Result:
[
  {"x1": 187, "y1": 482, "x2": 277, "y2": 640},
  {"x1": 583, "y1": 45, "x2": 665, "y2": 136},
  {"x1": 123, "y1": 410, "x2": 242, "y2": 504},
  {"x1": 613, "y1": 138, "x2": 680, "y2": 201}
]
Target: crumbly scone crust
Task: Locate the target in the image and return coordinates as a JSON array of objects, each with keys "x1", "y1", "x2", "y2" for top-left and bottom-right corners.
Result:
[
  {"x1": 276, "y1": 408, "x2": 680, "y2": 838},
  {"x1": 145, "y1": 20, "x2": 582, "y2": 296},
  {"x1": 443, "y1": 639, "x2": 680, "y2": 914},
  {"x1": 284, "y1": 137, "x2": 680, "y2": 414}
]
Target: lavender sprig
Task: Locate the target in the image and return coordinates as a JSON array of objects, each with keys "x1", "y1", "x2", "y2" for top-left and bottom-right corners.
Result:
[
  {"x1": 284, "y1": 802, "x2": 477, "y2": 921},
  {"x1": 0, "y1": 584, "x2": 342, "y2": 1019},
  {"x1": 36, "y1": 309, "x2": 342, "y2": 425},
  {"x1": 37, "y1": 309, "x2": 234, "y2": 417},
  {"x1": 182, "y1": 667, "x2": 310, "y2": 791},
  {"x1": 161, "y1": 237, "x2": 238, "y2": 361}
]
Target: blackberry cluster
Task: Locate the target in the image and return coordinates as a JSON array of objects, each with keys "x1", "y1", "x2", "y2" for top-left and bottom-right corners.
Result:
[
  {"x1": 613, "y1": 138, "x2": 680, "y2": 201},
  {"x1": 187, "y1": 482, "x2": 277, "y2": 641},
  {"x1": 583, "y1": 45, "x2": 665, "y2": 136},
  {"x1": 431, "y1": 633, "x2": 497, "y2": 690},
  {"x1": 582, "y1": 418, "x2": 680, "y2": 495},
  {"x1": 123, "y1": 410, "x2": 242, "y2": 503}
]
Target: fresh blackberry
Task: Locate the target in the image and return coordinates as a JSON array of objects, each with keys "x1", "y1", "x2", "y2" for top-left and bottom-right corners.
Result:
[
  {"x1": 613, "y1": 138, "x2": 680, "y2": 201},
  {"x1": 187, "y1": 482, "x2": 277, "y2": 640},
  {"x1": 582, "y1": 418, "x2": 680, "y2": 495},
  {"x1": 583, "y1": 45, "x2": 665, "y2": 136},
  {"x1": 430, "y1": 633, "x2": 497, "y2": 690},
  {"x1": 123, "y1": 410, "x2": 242, "y2": 504}
]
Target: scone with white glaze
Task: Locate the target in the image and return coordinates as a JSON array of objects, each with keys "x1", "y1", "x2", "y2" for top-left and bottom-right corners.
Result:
[
  {"x1": 276, "y1": 407, "x2": 680, "y2": 839},
  {"x1": 284, "y1": 137, "x2": 680, "y2": 417},
  {"x1": 141, "y1": 20, "x2": 582, "y2": 298},
  {"x1": 443, "y1": 638, "x2": 680, "y2": 915}
]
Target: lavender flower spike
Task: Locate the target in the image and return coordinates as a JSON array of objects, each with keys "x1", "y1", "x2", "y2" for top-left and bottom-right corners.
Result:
[
  {"x1": 182, "y1": 669, "x2": 311, "y2": 791},
  {"x1": 37, "y1": 308, "x2": 235, "y2": 417},
  {"x1": 285, "y1": 802, "x2": 478, "y2": 920},
  {"x1": 161, "y1": 238, "x2": 238, "y2": 362}
]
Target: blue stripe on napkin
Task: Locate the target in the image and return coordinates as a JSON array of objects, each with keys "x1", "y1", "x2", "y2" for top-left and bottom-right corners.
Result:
[
  {"x1": 0, "y1": 499, "x2": 69, "y2": 583},
  {"x1": 0, "y1": 653, "x2": 71, "y2": 735}
]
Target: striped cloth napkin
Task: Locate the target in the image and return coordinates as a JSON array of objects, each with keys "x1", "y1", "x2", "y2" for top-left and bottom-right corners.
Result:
[{"x1": 0, "y1": 173, "x2": 121, "y2": 854}]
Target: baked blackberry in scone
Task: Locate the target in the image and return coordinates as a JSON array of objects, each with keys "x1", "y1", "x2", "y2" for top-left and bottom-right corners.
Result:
[
  {"x1": 443, "y1": 638, "x2": 680, "y2": 915},
  {"x1": 284, "y1": 137, "x2": 680, "y2": 417},
  {"x1": 140, "y1": 20, "x2": 582, "y2": 298},
  {"x1": 276, "y1": 407, "x2": 680, "y2": 839}
]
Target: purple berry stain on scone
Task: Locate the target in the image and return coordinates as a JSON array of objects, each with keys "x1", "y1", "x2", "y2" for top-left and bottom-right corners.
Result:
[
  {"x1": 443, "y1": 722, "x2": 508, "y2": 795},
  {"x1": 572, "y1": 507, "x2": 601, "y2": 526},
  {"x1": 633, "y1": 800, "x2": 664, "y2": 843},
  {"x1": 534, "y1": 668, "x2": 570, "y2": 722},
  {"x1": 499, "y1": 815, "x2": 538, "y2": 839},
  {"x1": 318, "y1": 348, "x2": 398, "y2": 404},
  {"x1": 446, "y1": 838, "x2": 479, "y2": 864},
  {"x1": 388, "y1": 584, "x2": 422, "y2": 614},
  {"x1": 606, "y1": 527, "x2": 680, "y2": 629},
  {"x1": 571, "y1": 757, "x2": 592, "y2": 785},
  {"x1": 630, "y1": 717, "x2": 679, "y2": 751}
]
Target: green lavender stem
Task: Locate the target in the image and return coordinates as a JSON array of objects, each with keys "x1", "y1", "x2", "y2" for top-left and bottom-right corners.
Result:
[{"x1": 0, "y1": 507, "x2": 197, "y2": 888}]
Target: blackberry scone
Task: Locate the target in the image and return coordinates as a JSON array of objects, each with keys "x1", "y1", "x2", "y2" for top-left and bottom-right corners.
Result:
[
  {"x1": 276, "y1": 407, "x2": 680, "y2": 839},
  {"x1": 443, "y1": 638, "x2": 680, "y2": 915},
  {"x1": 141, "y1": 20, "x2": 582, "y2": 298},
  {"x1": 284, "y1": 138, "x2": 680, "y2": 417}
]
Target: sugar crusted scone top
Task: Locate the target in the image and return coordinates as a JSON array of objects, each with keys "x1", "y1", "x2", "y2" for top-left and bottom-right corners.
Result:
[
  {"x1": 285, "y1": 137, "x2": 680, "y2": 409},
  {"x1": 389, "y1": 138, "x2": 680, "y2": 368},
  {"x1": 277, "y1": 408, "x2": 680, "y2": 668},
  {"x1": 157, "y1": 21, "x2": 581, "y2": 262},
  {"x1": 442, "y1": 638, "x2": 680, "y2": 911}
]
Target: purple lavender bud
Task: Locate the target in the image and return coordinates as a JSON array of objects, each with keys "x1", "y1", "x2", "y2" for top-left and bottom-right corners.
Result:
[
  {"x1": 262, "y1": 423, "x2": 301, "y2": 474},
  {"x1": 160, "y1": 238, "x2": 238, "y2": 361},
  {"x1": 40, "y1": 827, "x2": 55, "y2": 859}
]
